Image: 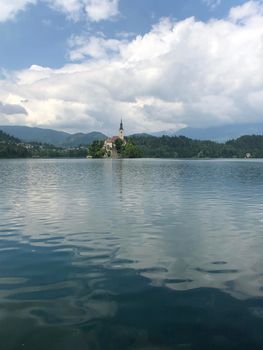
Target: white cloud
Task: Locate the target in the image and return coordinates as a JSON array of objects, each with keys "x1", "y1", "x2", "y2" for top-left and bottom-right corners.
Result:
[
  {"x1": 229, "y1": 0, "x2": 263, "y2": 23},
  {"x1": 68, "y1": 34, "x2": 125, "y2": 60},
  {"x1": 1, "y1": 1, "x2": 263, "y2": 134},
  {"x1": 0, "y1": 0, "x2": 36, "y2": 22},
  {"x1": 84, "y1": 0, "x2": 119, "y2": 22},
  {"x1": 46, "y1": 0, "x2": 83, "y2": 21},
  {"x1": 203, "y1": 0, "x2": 221, "y2": 10},
  {"x1": 0, "y1": 0, "x2": 119, "y2": 22},
  {"x1": 44, "y1": 0, "x2": 119, "y2": 21}
]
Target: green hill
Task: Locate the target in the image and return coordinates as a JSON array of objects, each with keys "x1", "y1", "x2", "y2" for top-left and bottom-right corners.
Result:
[
  {"x1": 128, "y1": 134, "x2": 263, "y2": 158},
  {"x1": 62, "y1": 132, "x2": 107, "y2": 147},
  {"x1": 1, "y1": 126, "x2": 263, "y2": 159},
  {"x1": 0, "y1": 126, "x2": 107, "y2": 147},
  {"x1": 0, "y1": 126, "x2": 69, "y2": 145}
]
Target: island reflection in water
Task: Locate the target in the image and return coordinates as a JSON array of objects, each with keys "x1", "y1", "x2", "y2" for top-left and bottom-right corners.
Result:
[{"x1": 0, "y1": 158, "x2": 263, "y2": 349}]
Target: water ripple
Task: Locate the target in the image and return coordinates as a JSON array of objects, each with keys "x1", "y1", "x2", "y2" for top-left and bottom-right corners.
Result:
[{"x1": 1, "y1": 159, "x2": 263, "y2": 349}]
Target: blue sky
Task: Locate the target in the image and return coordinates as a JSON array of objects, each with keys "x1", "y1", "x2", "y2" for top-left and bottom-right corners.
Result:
[
  {"x1": 0, "y1": 0, "x2": 262, "y2": 134},
  {"x1": 0, "y1": 0, "x2": 247, "y2": 70}
]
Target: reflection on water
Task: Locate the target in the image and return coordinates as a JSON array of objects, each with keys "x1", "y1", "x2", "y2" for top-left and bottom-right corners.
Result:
[{"x1": 0, "y1": 159, "x2": 263, "y2": 349}]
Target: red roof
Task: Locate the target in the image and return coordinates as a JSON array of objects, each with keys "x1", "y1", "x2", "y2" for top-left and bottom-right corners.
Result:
[{"x1": 106, "y1": 136, "x2": 119, "y2": 143}]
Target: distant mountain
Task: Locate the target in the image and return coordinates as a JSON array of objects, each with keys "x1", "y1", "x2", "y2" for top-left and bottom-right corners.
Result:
[
  {"x1": 0, "y1": 126, "x2": 107, "y2": 147},
  {"x1": 129, "y1": 133, "x2": 154, "y2": 138},
  {"x1": 153, "y1": 123, "x2": 263, "y2": 142},
  {"x1": 151, "y1": 129, "x2": 178, "y2": 137},
  {"x1": 3, "y1": 123, "x2": 263, "y2": 147},
  {"x1": 62, "y1": 132, "x2": 107, "y2": 147},
  {"x1": 0, "y1": 126, "x2": 69, "y2": 145}
]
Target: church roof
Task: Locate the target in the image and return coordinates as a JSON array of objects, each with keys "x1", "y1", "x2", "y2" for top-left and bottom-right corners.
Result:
[{"x1": 105, "y1": 136, "x2": 119, "y2": 143}]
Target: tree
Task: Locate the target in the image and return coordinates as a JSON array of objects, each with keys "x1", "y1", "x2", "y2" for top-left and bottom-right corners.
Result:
[
  {"x1": 88, "y1": 140, "x2": 105, "y2": 158},
  {"x1": 114, "y1": 138, "x2": 124, "y2": 152},
  {"x1": 122, "y1": 142, "x2": 143, "y2": 158}
]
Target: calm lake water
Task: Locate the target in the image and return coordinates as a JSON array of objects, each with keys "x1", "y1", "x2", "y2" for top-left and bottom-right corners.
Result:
[{"x1": 0, "y1": 159, "x2": 263, "y2": 350}]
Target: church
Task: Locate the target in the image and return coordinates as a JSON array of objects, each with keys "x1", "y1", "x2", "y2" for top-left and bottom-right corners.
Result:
[{"x1": 104, "y1": 119, "x2": 125, "y2": 157}]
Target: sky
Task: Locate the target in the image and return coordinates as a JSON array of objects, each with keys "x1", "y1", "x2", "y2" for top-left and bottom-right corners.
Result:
[{"x1": 0, "y1": 0, "x2": 263, "y2": 135}]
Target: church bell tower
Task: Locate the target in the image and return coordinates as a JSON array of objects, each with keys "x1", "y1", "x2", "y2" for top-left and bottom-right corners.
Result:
[{"x1": 119, "y1": 118, "x2": 124, "y2": 141}]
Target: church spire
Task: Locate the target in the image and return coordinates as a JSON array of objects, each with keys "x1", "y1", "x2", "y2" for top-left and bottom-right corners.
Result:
[
  {"x1": 119, "y1": 118, "x2": 124, "y2": 131},
  {"x1": 119, "y1": 118, "x2": 124, "y2": 140}
]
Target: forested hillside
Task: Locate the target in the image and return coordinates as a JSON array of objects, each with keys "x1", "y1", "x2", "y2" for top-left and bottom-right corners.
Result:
[
  {"x1": 0, "y1": 130, "x2": 29, "y2": 158},
  {"x1": 0, "y1": 131, "x2": 87, "y2": 158},
  {"x1": 128, "y1": 134, "x2": 263, "y2": 158},
  {"x1": 1, "y1": 129, "x2": 263, "y2": 159}
]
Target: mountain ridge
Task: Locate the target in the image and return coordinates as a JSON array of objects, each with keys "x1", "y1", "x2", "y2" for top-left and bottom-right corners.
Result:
[
  {"x1": 0, "y1": 125, "x2": 107, "y2": 147},
  {"x1": 1, "y1": 123, "x2": 263, "y2": 146},
  {"x1": 152, "y1": 123, "x2": 263, "y2": 142}
]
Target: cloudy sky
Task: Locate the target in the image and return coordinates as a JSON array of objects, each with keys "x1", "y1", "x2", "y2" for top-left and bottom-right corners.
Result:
[{"x1": 0, "y1": 0, "x2": 263, "y2": 134}]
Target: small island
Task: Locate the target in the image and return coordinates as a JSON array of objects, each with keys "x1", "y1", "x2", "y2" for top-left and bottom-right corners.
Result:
[{"x1": 87, "y1": 120, "x2": 142, "y2": 159}]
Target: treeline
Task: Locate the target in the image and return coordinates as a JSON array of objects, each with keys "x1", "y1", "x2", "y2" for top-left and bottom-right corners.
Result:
[
  {"x1": 0, "y1": 130, "x2": 29, "y2": 158},
  {"x1": 226, "y1": 135, "x2": 263, "y2": 158},
  {"x1": 0, "y1": 130, "x2": 21, "y2": 144},
  {"x1": 1, "y1": 128, "x2": 263, "y2": 159},
  {"x1": 0, "y1": 131, "x2": 87, "y2": 158},
  {"x1": 128, "y1": 134, "x2": 263, "y2": 158},
  {"x1": 114, "y1": 139, "x2": 142, "y2": 158},
  {"x1": 0, "y1": 143, "x2": 30, "y2": 158}
]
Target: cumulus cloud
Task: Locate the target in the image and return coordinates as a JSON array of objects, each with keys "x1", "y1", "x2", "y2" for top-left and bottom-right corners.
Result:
[
  {"x1": 68, "y1": 34, "x2": 125, "y2": 60},
  {"x1": 229, "y1": 0, "x2": 263, "y2": 23},
  {"x1": 0, "y1": 0, "x2": 36, "y2": 22},
  {"x1": 84, "y1": 0, "x2": 119, "y2": 22},
  {"x1": 1, "y1": 1, "x2": 263, "y2": 134},
  {"x1": 0, "y1": 0, "x2": 119, "y2": 22}
]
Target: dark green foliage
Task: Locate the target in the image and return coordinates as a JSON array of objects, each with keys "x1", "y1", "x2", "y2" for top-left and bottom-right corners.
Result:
[
  {"x1": 114, "y1": 139, "x2": 142, "y2": 158},
  {"x1": 121, "y1": 142, "x2": 143, "y2": 158},
  {"x1": 1, "y1": 128, "x2": 263, "y2": 159},
  {"x1": 0, "y1": 130, "x2": 21, "y2": 144},
  {"x1": 0, "y1": 143, "x2": 30, "y2": 158},
  {"x1": 88, "y1": 138, "x2": 143, "y2": 159},
  {"x1": 87, "y1": 134, "x2": 263, "y2": 159},
  {"x1": 0, "y1": 130, "x2": 29, "y2": 158},
  {"x1": 88, "y1": 140, "x2": 106, "y2": 158},
  {"x1": 114, "y1": 138, "x2": 124, "y2": 152},
  {"x1": 0, "y1": 130, "x2": 88, "y2": 158},
  {"x1": 226, "y1": 135, "x2": 263, "y2": 158},
  {"x1": 29, "y1": 144, "x2": 88, "y2": 158},
  {"x1": 128, "y1": 134, "x2": 263, "y2": 159}
]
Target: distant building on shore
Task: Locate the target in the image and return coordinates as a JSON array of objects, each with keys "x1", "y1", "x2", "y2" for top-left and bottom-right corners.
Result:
[
  {"x1": 104, "y1": 119, "x2": 126, "y2": 157},
  {"x1": 245, "y1": 152, "x2": 252, "y2": 159}
]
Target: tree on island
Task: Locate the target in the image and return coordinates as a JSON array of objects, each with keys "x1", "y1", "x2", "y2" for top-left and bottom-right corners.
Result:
[
  {"x1": 114, "y1": 138, "x2": 124, "y2": 153},
  {"x1": 87, "y1": 138, "x2": 143, "y2": 158},
  {"x1": 88, "y1": 140, "x2": 106, "y2": 158},
  {"x1": 114, "y1": 139, "x2": 142, "y2": 158}
]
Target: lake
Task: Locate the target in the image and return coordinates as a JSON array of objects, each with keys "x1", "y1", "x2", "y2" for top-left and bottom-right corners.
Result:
[{"x1": 0, "y1": 158, "x2": 263, "y2": 350}]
